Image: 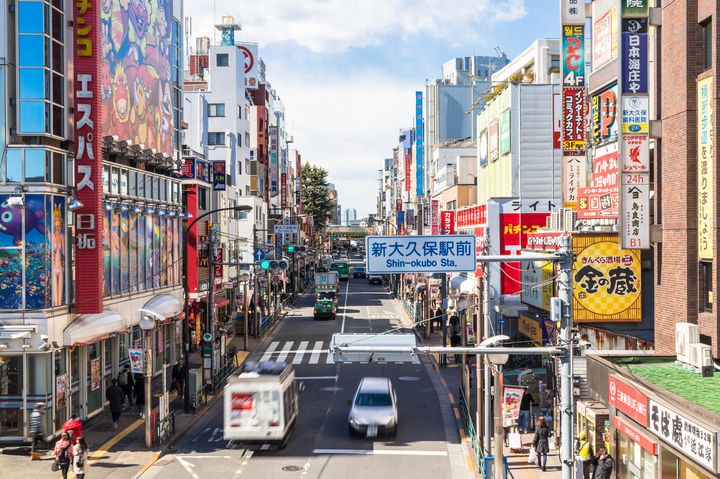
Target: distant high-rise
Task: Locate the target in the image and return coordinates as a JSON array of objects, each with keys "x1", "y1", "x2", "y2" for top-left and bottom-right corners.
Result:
[{"x1": 343, "y1": 208, "x2": 358, "y2": 226}]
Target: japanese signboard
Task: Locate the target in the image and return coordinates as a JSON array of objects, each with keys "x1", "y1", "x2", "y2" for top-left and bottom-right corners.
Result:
[
  {"x1": 698, "y1": 76, "x2": 714, "y2": 260},
  {"x1": 613, "y1": 416, "x2": 657, "y2": 455},
  {"x1": 592, "y1": 148, "x2": 619, "y2": 189},
  {"x1": 281, "y1": 172, "x2": 287, "y2": 208},
  {"x1": 648, "y1": 400, "x2": 717, "y2": 472},
  {"x1": 620, "y1": 180, "x2": 650, "y2": 249},
  {"x1": 518, "y1": 314, "x2": 545, "y2": 343},
  {"x1": 212, "y1": 161, "x2": 227, "y2": 191},
  {"x1": 525, "y1": 231, "x2": 570, "y2": 251},
  {"x1": 397, "y1": 210, "x2": 405, "y2": 235},
  {"x1": 622, "y1": 0, "x2": 649, "y2": 17},
  {"x1": 502, "y1": 386, "x2": 527, "y2": 423},
  {"x1": 563, "y1": 155, "x2": 587, "y2": 209},
  {"x1": 593, "y1": 7, "x2": 618, "y2": 69},
  {"x1": 621, "y1": 135, "x2": 649, "y2": 172},
  {"x1": 431, "y1": 200, "x2": 440, "y2": 235},
  {"x1": 621, "y1": 96, "x2": 649, "y2": 134},
  {"x1": 563, "y1": 25, "x2": 585, "y2": 87},
  {"x1": 176, "y1": 158, "x2": 211, "y2": 182},
  {"x1": 269, "y1": 126, "x2": 278, "y2": 194},
  {"x1": 404, "y1": 153, "x2": 412, "y2": 192},
  {"x1": 500, "y1": 109, "x2": 511, "y2": 154},
  {"x1": 578, "y1": 186, "x2": 619, "y2": 219},
  {"x1": 573, "y1": 235, "x2": 641, "y2": 322},
  {"x1": 237, "y1": 42, "x2": 259, "y2": 90},
  {"x1": 591, "y1": 83, "x2": 618, "y2": 145},
  {"x1": 479, "y1": 129, "x2": 488, "y2": 166},
  {"x1": 621, "y1": 18, "x2": 648, "y2": 94},
  {"x1": 489, "y1": 120, "x2": 499, "y2": 161},
  {"x1": 561, "y1": 0, "x2": 586, "y2": 25},
  {"x1": 475, "y1": 227, "x2": 485, "y2": 277},
  {"x1": 74, "y1": 0, "x2": 104, "y2": 313},
  {"x1": 608, "y1": 376, "x2": 649, "y2": 426},
  {"x1": 520, "y1": 254, "x2": 553, "y2": 311},
  {"x1": 500, "y1": 213, "x2": 550, "y2": 294},
  {"x1": 415, "y1": 91, "x2": 424, "y2": 197},
  {"x1": 366, "y1": 235, "x2": 477, "y2": 273},
  {"x1": 457, "y1": 204, "x2": 487, "y2": 228},
  {"x1": 562, "y1": 88, "x2": 586, "y2": 152},
  {"x1": 440, "y1": 211, "x2": 456, "y2": 235}
]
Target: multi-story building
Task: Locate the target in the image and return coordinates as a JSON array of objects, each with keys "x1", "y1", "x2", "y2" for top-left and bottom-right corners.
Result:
[{"x1": 0, "y1": 0, "x2": 186, "y2": 441}]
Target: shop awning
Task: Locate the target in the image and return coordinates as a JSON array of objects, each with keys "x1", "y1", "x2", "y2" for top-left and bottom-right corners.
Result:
[
  {"x1": 64, "y1": 311, "x2": 128, "y2": 345},
  {"x1": 0, "y1": 325, "x2": 37, "y2": 339},
  {"x1": 141, "y1": 294, "x2": 183, "y2": 322},
  {"x1": 201, "y1": 294, "x2": 230, "y2": 308}
]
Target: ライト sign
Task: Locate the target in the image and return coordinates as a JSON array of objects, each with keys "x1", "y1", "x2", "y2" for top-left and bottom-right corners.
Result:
[
  {"x1": 573, "y1": 235, "x2": 642, "y2": 322},
  {"x1": 366, "y1": 235, "x2": 476, "y2": 273},
  {"x1": 698, "y1": 76, "x2": 714, "y2": 260}
]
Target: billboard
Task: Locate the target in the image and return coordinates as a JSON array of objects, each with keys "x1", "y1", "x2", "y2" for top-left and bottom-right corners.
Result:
[
  {"x1": 593, "y1": 6, "x2": 618, "y2": 70},
  {"x1": 562, "y1": 25, "x2": 585, "y2": 87},
  {"x1": 621, "y1": 18, "x2": 648, "y2": 94},
  {"x1": 591, "y1": 83, "x2": 618, "y2": 146},
  {"x1": 100, "y1": 0, "x2": 175, "y2": 157},
  {"x1": 237, "y1": 43, "x2": 259, "y2": 90},
  {"x1": 489, "y1": 120, "x2": 499, "y2": 161},
  {"x1": 592, "y1": 148, "x2": 619, "y2": 189},
  {"x1": 698, "y1": 76, "x2": 714, "y2": 259},
  {"x1": 499, "y1": 212, "x2": 550, "y2": 295},
  {"x1": 415, "y1": 91, "x2": 424, "y2": 197},
  {"x1": 212, "y1": 161, "x2": 226, "y2": 191},
  {"x1": 573, "y1": 235, "x2": 642, "y2": 322},
  {"x1": 562, "y1": 88, "x2": 586, "y2": 152},
  {"x1": 500, "y1": 109, "x2": 511, "y2": 154},
  {"x1": 479, "y1": 129, "x2": 488, "y2": 166}
]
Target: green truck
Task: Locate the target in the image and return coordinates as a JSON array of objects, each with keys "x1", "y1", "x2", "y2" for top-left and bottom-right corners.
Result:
[{"x1": 330, "y1": 261, "x2": 350, "y2": 281}]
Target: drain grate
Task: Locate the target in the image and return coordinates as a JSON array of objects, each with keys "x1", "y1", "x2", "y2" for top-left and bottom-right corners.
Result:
[{"x1": 282, "y1": 465, "x2": 305, "y2": 472}]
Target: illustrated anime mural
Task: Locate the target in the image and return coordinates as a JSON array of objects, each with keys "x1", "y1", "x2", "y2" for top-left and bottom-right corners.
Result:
[
  {"x1": 101, "y1": 0, "x2": 174, "y2": 157},
  {"x1": 130, "y1": 212, "x2": 139, "y2": 292},
  {"x1": 121, "y1": 210, "x2": 130, "y2": 293},
  {"x1": 24, "y1": 195, "x2": 49, "y2": 309},
  {"x1": 145, "y1": 214, "x2": 153, "y2": 287},
  {"x1": 50, "y1": 197, "x2": 66, "y2": 307},
  {"x1": 0, "y1": 197, "x2": 25, "y2": 309},
  {"x1": 103, "y1": 211, "x2": 111, "y2": 296}
]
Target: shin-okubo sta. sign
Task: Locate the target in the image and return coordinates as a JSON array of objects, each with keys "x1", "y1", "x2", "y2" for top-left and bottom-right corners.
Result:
[
  {"x1": 698, "y1": 76, "x2": 714, "y2": 260},
  {"x1": 366, "y1": 235, "x2": 476, "y2": 273},
  {"x1": 648, "y1": 400, "x2": 718, "y2": 473}
]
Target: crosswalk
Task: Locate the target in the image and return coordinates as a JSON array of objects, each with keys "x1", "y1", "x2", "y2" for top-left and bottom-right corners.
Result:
[{"x1": 256, "y1": 340, "x2": 421, "y2": 365}]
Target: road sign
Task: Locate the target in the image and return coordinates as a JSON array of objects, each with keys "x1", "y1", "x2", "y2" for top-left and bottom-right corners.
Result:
[
  {"x1": 253, "y1": 249, "x2": 265, "y2": 261},
  {"x1": 202, "y1": 332, "x2": 212, "y2": 342},
  {"x1": 366, "y1": 235, "x2": 477, "y2": 273},
  {"x1": 274, "y1": 224, "x2": 298, "y2": 234},
  {"x1": 272, "y1": 274, "x2": 280, "y2": 285}
]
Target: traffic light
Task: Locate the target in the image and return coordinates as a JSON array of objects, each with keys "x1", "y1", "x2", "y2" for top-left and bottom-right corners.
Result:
[
  {"x1": 287, "y1": 245, "x2": 307, "y2": 254},
  {"x1": 260, "y1": 260, "x2": 279, "y2": 270},
  {"x1": 278, "y1": 259, "x2": 289, "y2": 271}
]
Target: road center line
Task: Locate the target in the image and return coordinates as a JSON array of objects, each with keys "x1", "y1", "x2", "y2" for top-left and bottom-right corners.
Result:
[
  {"x1": 340, "y1": 280, "x2": 350, "y2": 333},
  {"x1": 312, "y1": 449, "x2": 449, "y2": 457},
  {"x1": 295, "y1": 376, "x2": 338, "y2": 380}
]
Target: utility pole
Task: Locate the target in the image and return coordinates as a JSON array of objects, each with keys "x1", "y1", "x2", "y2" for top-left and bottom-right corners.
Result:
[
  {"x1": 482, "y1": 238, "x2": 492, "y2": 454},
  {"x1": 559, "y1": 235, "x2": 574, "y2": 479},
  {"x1": 206, "y1": 225, "x2": 217, "y2": 390}
]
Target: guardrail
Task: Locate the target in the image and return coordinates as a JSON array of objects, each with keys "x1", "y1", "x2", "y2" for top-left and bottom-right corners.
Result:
[
  {"x1": 153, "y1": 410, "x2": 176, "y2": 445},
  {"x1": 458, "y1": 387, "x2": 483, "y2": 470},
  {"x1": 191, "y1": 384, "x2": 208, "y2": 414}
]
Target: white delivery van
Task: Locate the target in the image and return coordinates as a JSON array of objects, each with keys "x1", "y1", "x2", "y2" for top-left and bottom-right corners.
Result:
[{"x1": 223, "y1": 361, "x2": 300, "y2": 449}]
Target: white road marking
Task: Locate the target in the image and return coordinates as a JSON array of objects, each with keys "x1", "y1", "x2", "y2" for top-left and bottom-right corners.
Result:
[
  {"x1": 312, "y1": 449, "x2": 449, "y2": 457},
  {"x1": 292, "y1": 341, "x2": 309, "y2": 364},
  {"x1": 309, "y1": 341, "x2": 323, "y2": 364},
  {"x1": 233, "y1": 449, "x2": 254, "y2": 478},
  {"x1": 260, "y1": 341, "x2": 280, "y2": 362},
  {"x1": 208, "y1": 427, "x2": 223, "y2": 443},
  {"x1": 325, "y1": 351, "x2": 335, "y2": 364},
  {"x1": 192, "y1": 427, "x2": 211, "y2": 442},
  {"x1": 295, "y1": 376, "x2": 338, "y2": 380},
  {"x1": 276, "y1": 341, "x2": 294, "y2": 363},
  {"x1": 340, "y1": 280, "x2": 350, "y2": 333},
  {"x1": 175, "y1": 456, "x2": 200, "y2": 479}
]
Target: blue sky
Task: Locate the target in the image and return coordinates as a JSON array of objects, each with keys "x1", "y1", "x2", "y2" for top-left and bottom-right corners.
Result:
[{"x1": 186, "y1": 1, "x2": 560, "y2": 217}]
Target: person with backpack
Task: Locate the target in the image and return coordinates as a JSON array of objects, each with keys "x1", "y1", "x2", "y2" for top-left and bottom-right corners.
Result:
[
  {"x1": 53, "y1": 432, "x2": 74, "y2": 479},
  {"x1": 29, "y1": 403, "x2": 46, "y2": 460},
  {"x1": 118, "y1": 365, "x2": 134, "y2": 407},
  {"x1": 61, "y1": 414, "x2": 83, "y2": 444},
  {"x1": 72, "y1": 436, "x2": 89, "y2": 479}
]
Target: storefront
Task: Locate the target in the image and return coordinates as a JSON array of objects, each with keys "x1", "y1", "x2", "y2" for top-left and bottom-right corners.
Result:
[{"x1": 576, "y1": 400, "x2": 610, "y2": 455}]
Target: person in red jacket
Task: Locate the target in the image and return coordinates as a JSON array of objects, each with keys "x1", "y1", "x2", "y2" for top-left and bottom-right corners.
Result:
[{"x1": 61, "y1": 414, "x2": 83, "y2": 444}]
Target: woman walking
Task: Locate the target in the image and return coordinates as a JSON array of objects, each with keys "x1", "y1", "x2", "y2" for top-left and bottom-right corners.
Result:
[
  {"x1": 53, "y1": 432, "x2": 74, "y2": 479},
  {"x1": 72, "y1": 436, "x2": 89, "y2": 479},
  {"x1": 532, "y1": 417, "x2": 551, "y2": 472}
]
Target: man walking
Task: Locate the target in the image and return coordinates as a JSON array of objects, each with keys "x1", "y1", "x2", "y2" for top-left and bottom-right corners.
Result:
[
  {"x1": 118, "y1": 365, "x2": 134, "y2": 408},
  {"x1": 172, "y1": 359, "x2": 186, "y2": 399},
  {"x1": 105, "y1": 379, "x2": 124, "y2": 430},
  {"x1": 29, "y1": 403, "x2": 46, "y2": 460}
]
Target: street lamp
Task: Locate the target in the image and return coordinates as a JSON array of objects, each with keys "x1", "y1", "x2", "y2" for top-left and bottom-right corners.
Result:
[
  {"x1": 182, "y1": 205, "x2": 252, "y2": 413},
  {"x1": 139, "y1": 311, "x2": 159, "y2": 448},
  {"x1": 481, "y1": 335, "x2": 510, "y2": 479}
]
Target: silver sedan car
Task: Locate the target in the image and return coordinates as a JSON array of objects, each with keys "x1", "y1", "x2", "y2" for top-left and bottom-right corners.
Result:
[{"x1": 348, "y1": 377, "x2": 398, "y2": 437}]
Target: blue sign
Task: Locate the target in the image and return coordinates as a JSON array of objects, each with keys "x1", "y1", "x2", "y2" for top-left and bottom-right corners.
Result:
[
  {"x1": 397, "y1": 210, "x2": 405, "y2": 227},
  {"x1": 365, "y1": 235, "x2": 477, "y2": 273},
  {"x1": 212, "y1": 161, "x2": 226, "y2": 191},
  {"x1": 415, "y1": 91, "x2": 424, "y2": 197},
  {"x1": 621, "y1": 18, "x2": 648, "y2": 94},
  {"x1": 253, "y1": 249, "x2": 265, "y2": 261}
]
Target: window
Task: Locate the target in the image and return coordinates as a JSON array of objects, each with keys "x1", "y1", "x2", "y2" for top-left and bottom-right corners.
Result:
[
  {"x1": 208, "y1": 132, "x2": 226, "y2": 145},
  {"x1": 216, "y1": 53, "x2": 229, "y2": 67},
  {"x1": 238, "y1": 160, "x2": 242, "y2": 176},
  {"x1": 129, "y1": 171, "x2": 137, "y2": 196},
  {"x1": 238, "y1": 133, "x2": 242, "y2": 148},
  {"x1": 24, "y1": 149, "x2": 47, "y2": 182},
  {"x1": 237, "y1": 105, "x2": 242, "y2": 119},
  {"x1": 198, "y1": 187, "x2": 208, "y2": 209},
  {"x1": 700, "y1": 261, "x2": 713, "y2": 313},
  {"x1": 703, "y1": 20, "x2": 712, "y2": 71},
  {"x1": 208, "y1": 103, "x2": 225, "y2": 117}
]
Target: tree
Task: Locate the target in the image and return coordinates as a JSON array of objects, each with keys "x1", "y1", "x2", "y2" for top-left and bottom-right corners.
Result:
[{"x1": 301, "y1": 163, "x2": 333, "y2": 230}]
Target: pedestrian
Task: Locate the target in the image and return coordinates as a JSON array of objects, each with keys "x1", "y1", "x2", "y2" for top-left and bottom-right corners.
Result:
[
  {"x1": 118, "y1": 365, "x2": 134, "y2": 407},
  {"x1": 72, "y1": 436, "x2": 89, "y2": 479},
  {"x1": 450, "y1": 330, "x2": 461, "y2": 363},
  {"x1": 61, "y1": 413, "x2": 83, "y2": 444},
  {"x1": 134, "y1": 372, "x2": 146, "y2": 417},
  {"x1": 53, "y1": 432, "x2": 73, "y2": 479},
  {"x1": 576, "y1": 431, "x2": 595, "y2": 479},
  {"x1": 519, "y1": 390, "x2": 535, "y2": 433},
  {"x1": 105, "y1": 378, "x2": 124, "y2": 430},
  {"x1": 532, "y1": 416, "x2": 551, "y2": 471},
  {"x1": 172, "y1": 359, "x2": 186, "y2": 399},
  {"x1": 592, "y1": 448, "x2": 614, "y2": 479},
  {"x1": 29, "y1": 403, "x2": 46, "y2": 460},
  {"x1": 434, "y1": 306, "x2": 443, "y2": 330}
]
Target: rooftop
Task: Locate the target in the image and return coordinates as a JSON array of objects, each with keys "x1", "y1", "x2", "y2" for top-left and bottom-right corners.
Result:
[{"x1": 612, "y1": 357, "x2": 720, "y2": 416}]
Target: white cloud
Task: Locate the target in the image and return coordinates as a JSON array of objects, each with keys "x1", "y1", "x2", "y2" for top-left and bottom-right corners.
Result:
[{"x1": 185, "y1": 0, "x2": 527, "y2": 53}]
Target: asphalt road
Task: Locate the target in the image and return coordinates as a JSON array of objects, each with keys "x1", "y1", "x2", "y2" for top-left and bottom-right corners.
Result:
[{"x1": 140, "y1": 278, "x2": 471, "y2": 479}]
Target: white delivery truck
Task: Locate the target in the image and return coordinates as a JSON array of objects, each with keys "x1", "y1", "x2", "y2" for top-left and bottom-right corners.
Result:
[
  {"x1": 223, "y1": 361, "x2": 301, "y2": 449},
  {"x1": 315, "y1": 271, "x2": 340, "y2": 297}
]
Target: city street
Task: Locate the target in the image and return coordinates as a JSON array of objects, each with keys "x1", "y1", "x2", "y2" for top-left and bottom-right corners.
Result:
[{"x1": 139, "y1": 279, "x2": 472, "y2": 479}]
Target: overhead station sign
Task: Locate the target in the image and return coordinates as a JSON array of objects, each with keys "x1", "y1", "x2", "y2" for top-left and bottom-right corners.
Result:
[{"x1": 366, "y1": 235, "x2": 476, "y2": 273}]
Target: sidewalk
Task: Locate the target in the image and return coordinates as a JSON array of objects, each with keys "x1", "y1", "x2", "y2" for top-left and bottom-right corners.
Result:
[{"x1": 0, "y1": 294, "x2": 302, "y2": 479}]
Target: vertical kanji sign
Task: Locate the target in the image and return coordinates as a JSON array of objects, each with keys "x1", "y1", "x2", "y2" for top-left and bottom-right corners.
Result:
[
  {"x1": 74, "y1": 0, "x2": 104, "y2": 313},
  {"x1": 698, "y1": 76, "x2": 714, "y2": 260}
]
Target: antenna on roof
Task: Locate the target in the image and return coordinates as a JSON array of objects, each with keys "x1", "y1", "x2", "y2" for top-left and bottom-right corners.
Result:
[{"x1": 494, "y1": 46, "x2": 506, "y2": 59}]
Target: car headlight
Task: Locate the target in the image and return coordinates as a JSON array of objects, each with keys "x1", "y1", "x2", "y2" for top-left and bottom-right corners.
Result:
[
  {"x1": 386, "y1": 417, "x2": 396, "y2": 427},
  {"x1": 350, "y1": 418, "x2": 359, "y2": 427}
]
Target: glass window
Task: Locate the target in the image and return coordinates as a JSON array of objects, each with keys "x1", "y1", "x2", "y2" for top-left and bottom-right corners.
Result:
[
  {"x1": 25, "y1": 149, "x2": 47, "y2": 182},
  {"x1": 160, "y1": 178, "x2": 166, "y2": 201},
  {"x1": 145, "y1": 175, "x2": 152, "y2": 199},
  {"x1": 103, "y1": 165, "x2": 109, "y2": 191},
  {"x1": 51, "y1": 8, "x2": 63, "y2": 42},
  {"x1": 52, "y1": 105, "x2": 63, "y2": 137},
  {"x1": 137, "y1": 173, "x2": 145, "y2": 197},
  {"x1": 52, "y1": 40, "x2": 63, "y2": 72},
  {"x1": 198, "y1": 187, "x2": 208, "y2": 209},
  {"x1": 18, "y1": 2, "x2": 45, "y2": 33},
  {"x1": 703, "y1": 20, "x2": 712, "y2": 71},
  {"x1": 216, "y1": 53, "x2": 229, "y2": 66},
  {"x1": 111, "y1": 168, "x2": 120, "y2": 194},
  {"x1": 129, "y1": 171, "x2": 137, "y2": 196},
  {"x1": 208, "y1": 103, "x2": 225, "y2": 117},
  {"x1": 19, "y1": 36, "x2": 45, "y2": 66},
  {"x1": 52, "y1": 72, "x2": 63, "y2": 104},
  {"x1": 153, "y1": 176, "x2": 159, "y2": 200},
  {"x1": 19, "y1": 101, "x2": 47, "y2": 133},
  {"x1": 208, "y1": 132, "x2": 225, "y2": 145},
  {"x1": 700, "y1": 261, "x2": 713, "y2": 313},
  {"x1": 5, "y1": 150, "x2": 23, "y2": 183},
  {"x1": 52, "y1": 151, "x2": 64, "y2": 184},
  {"x1": 19, "y1": 68, "x2": 45, "y2": 99},
  {"x1": 121, "y1": 170, "x2": 129, "y2": 196}
]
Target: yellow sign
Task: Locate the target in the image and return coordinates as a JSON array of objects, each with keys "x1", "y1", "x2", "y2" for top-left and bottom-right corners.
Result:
[
  {"x1": 518, "y1": 314, "x2": 543, "y2": 344},
  {"x1": 573, "y1": 235, "x2": 642, "y2": 322},
  {"x1": 698, "y1": 75, "x2": 714, "y2": 260}
]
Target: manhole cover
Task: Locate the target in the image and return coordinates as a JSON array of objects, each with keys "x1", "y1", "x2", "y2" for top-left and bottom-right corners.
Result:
[
  {"x1": 320, "y1": 386, "x2": 343, "y2": 392},
  {"x1": 398, "y1": 376, "x2": 420, "y2": 381},
  {"x1": 282, "y1": 465, "x2": 305, "y2": 472}
]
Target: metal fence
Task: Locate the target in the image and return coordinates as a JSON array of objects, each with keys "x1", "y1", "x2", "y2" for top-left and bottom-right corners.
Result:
[
  {"x1": 153, "y1": 410, "x2": 176, "y2": 445},
  {"x1": 458, "y1": 387, "x2": 483, "y2": 470}
]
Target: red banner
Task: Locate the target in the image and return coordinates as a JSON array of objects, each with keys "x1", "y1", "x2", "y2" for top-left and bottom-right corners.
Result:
[
  {"x1": 562, "y1": 87, "x2": 586, "y2": 152},
  {"x1": 457, "y1": 204, "x2": 487, "y2": 228},
  {"x1": 577, "y1": 186, "x2": 619, "y2": 219},
  {"x1": 475, "y1": 227, "x2": 485, "y2": 277},
  {"x1": 431, "y1": 200, "x2": 440, "y2": 235},
  {"x1": 281, "y1": 172, "x2": 287, "y2": 208},
  {"x1": 440, "y1": 211, "x2": 455, "y2": 235},
  {"x1": 609, "y1": 376, "x2": 649, "y2": 426},
  {"x1": 73, "y1": 0, "x2": 104, "y2": 313},
  {"x1": 500, "y1": 213, "x2": 550, "y2": 294},
  {"x1": 404, "y1": 153, "x2": 411, "y2": 192},
  {"x1": 592, "y1": 149, "x2": 619, "y2": 188}
]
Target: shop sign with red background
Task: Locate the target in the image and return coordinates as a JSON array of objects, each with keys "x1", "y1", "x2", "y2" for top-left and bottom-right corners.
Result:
[
  {"x1": 431, "y1": 200, "x2": 440, "y2": 234},
  {"x1": 592, "y1": 149, "x2": 619, "y2": 188},
  {"x1": 440, "y1": 211, "x2": 455, "y2": 235},
  {"x1": 281, "y1": 172, "x2": 287, "y2": 208},
  {"x1": 475, "y1": 227, "x2": 485, "y2": 277},
  {"x1": 499, "y1": 213, "x2": 550, "y2": 294},
  {"x1": 578, "y1": 186, "x2": 619, "y2": 219},
  {"x1": 608, "y1": 376, "x2": 648, "y2": 426},
  {"x1": 457, "y1": 205, "x2": 487, "y2": 228},
  {"x1": 562, "y1": 88, "x2": 586, "y2": 152},
  {"x1": 74, "y1": 0, "x2": 104, "y2": 313},
  {"x1": 614, "y1": 416, "x2": 656, "y2": 455},
  {"x1": 526, "y1": 231, "x2": 571, "y2": 251}
]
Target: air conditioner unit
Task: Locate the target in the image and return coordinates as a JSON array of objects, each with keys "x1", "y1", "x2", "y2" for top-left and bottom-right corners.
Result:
[
  {"x1": 690, "y1": 343, "x2": 713, "y2": 371},
  {"x1": 675, "y1": 323, "x2": 699, "y2": 364}
]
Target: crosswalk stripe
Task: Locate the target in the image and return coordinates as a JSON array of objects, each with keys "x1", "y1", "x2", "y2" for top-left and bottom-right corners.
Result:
[
  {"x1": 326, "y1": 349, "x2": 335, "y2": 364},
  {"x1": 260, "y1": 341, "x2": 280, "y2": 362},
  {"x1": 309, "y1": 341, "x2": 323, "y2": 364},
  {"x1": 276, "y1": 341, "x2": 294, "y2": 363},
  {"x1": 293, "y1": 341, "x2": 309, "y2": 364}
]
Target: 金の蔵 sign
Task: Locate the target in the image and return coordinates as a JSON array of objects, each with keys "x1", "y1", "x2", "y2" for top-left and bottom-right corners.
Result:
[{"x1": 365, "y1": 235, "x2": 476, "y2": 273}]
